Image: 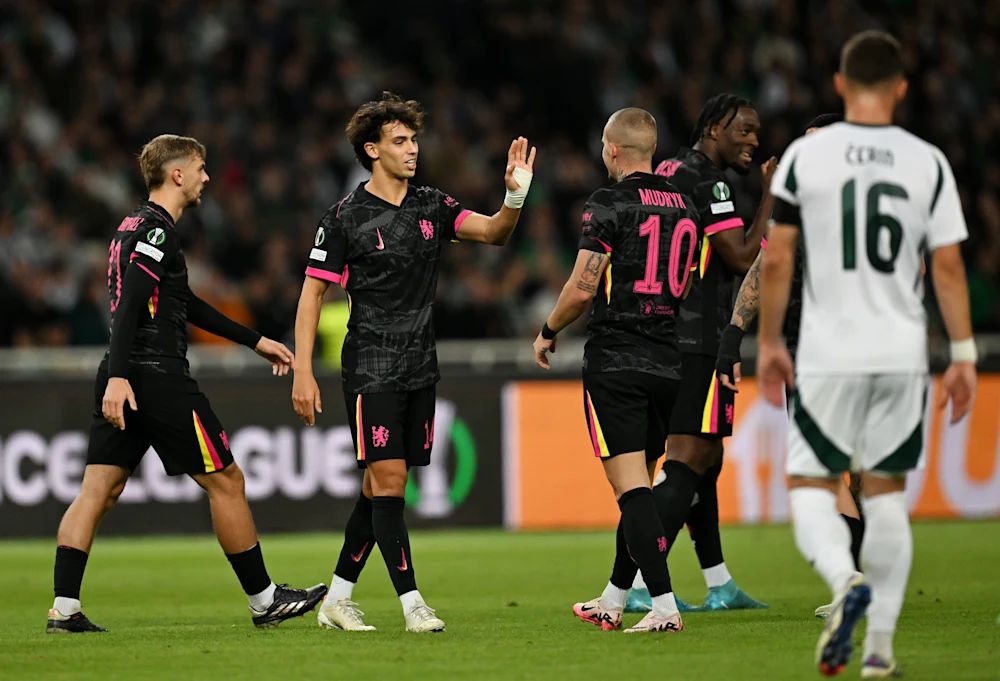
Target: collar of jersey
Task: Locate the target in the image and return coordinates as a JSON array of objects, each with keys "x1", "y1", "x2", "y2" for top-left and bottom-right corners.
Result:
[
  {"x1": 357, "y1": 181, "x2": 416, "y2": 209},
  {"x1": 141, "y1": 200, "x2": 176, "y2": 226}
]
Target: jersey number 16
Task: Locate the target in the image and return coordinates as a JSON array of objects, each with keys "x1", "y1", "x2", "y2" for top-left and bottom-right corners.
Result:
[{"x1": 841, "y1": 179, "x2": 909, "y2": 273}]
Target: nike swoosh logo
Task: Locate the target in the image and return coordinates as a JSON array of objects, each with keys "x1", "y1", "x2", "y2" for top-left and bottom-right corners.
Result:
[
  {"x1": 579, "y1": 605, "x2": 596, "y2": 612},
  {"x1": 397, "y1": 548, "x2": 408, "y2": 571},
  {"x1": 375, "y1": 228, "x2": 385, "y2": 250},
  {"x1": 350, "y1": 541, "x2": 369, "y2": 563}
]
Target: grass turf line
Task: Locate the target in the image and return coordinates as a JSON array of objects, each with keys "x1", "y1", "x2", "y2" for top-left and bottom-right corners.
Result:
[{"x1": 1, "y1": 521, "x2": 997, "y2": 681}]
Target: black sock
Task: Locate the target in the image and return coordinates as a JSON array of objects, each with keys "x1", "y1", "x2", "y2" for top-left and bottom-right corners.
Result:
[
  {"x1": 54, "y1": 545, "x2": 89, "y2": 599},
  {"x1": 334, "y1": 494, "x2": 376, "y2": 583},
  {"x1": 618, "y1": 488, "x2": 671, "y2": 597},
  {"x1": 653, "y1": 460, "x2": 702, "y2": 551},
  {"x1": 372, "y1": 496, "x2": 416, "y2": 596},
  {"x1": 225, "y1": 543, "x2": 272, "y2": 596},
  {"x1": 687, "y1": 462, "x2": 725, "y2": 570},
  {"x1": 609, "y1": 517, "x2": 639, "y2": 591},
  {"x1": 842, "y1": 514, "x2": 865, "y2": 570}
]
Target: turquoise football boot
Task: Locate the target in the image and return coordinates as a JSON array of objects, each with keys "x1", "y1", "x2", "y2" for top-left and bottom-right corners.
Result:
[
  {"x1": 625, "y1": 587, "x2": 700, "y2": 613},
  {"x1": 700, "y1": 579, "x2": 768, "y2": 610}
]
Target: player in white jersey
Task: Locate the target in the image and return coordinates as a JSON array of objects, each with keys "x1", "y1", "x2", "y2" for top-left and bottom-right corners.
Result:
[{"x1": 757, "y1": 31, "x2": 977, "y2": 678}]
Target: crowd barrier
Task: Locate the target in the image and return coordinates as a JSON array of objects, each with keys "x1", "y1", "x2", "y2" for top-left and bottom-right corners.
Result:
[
  {"x1": 2, "y1": 358, "x2": 997, "y2": 536},
  {"x1": 502, "y1": 377, "x2": 1000, "y2": 529}
]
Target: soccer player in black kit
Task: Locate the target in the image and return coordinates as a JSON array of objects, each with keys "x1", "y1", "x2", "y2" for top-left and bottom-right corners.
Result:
[
  {"x1": 47, "y1": 135, "x2": 327, "y2": 634},
  {"x1": 626, "y1": 94, "x2": 774, "y2": 613},
  {"x1": 533, "y1": 108, "x2": 699, "y2": 633},
  {"x1": 715, "y1": 113, "x2": 865, "y2": 620},
  {"x1": 292, "y1": 92, "x2": 535, "y2": 633}
]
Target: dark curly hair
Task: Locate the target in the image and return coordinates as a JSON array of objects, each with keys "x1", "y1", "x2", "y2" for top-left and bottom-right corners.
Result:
[
  {"x1": 690, "y1": 93, "x2": 753, "y2": 146},
  {"x1": 345, "y1": 91, "x2": 425, "y2": 171}
]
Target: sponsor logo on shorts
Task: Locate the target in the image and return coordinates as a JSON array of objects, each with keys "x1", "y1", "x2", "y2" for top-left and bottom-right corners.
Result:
[
  {"x1": 657, "y1": 536, "x2": 668, "y2": 553},
  {"x1": 725, "y1": 404, "x2": 734, "y2": 425}
]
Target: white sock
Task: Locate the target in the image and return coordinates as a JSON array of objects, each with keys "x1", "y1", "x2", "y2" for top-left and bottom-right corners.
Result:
[
  {"x1": 248, "y1": 582, "x2": 277, "y2": 611},
  {"x1": 789, "y1": 487, "x2": 858, "y2": 598},
  {"x1": 600, "y1": 581, "x2": 627, "y2": 611},
  {"x1": 631, "y1": 572, "x2": 647, "y2": 590},
  {"x1": 861, "y1": 491, "x2": 911, "y2": 660},
  {"x1": 399, "y1": 589, "x2": 424, "y2": 613},
  {"x1": 324, "y1": 575, "x2": 355, "y2": 605},
  {"x1": 703, "y1": 562, "x2": 733, "y2": 588},
  {"x1": 53, "y1": 597, "x2": 81, "y2": 616},
  {"x1": 651, "y1": 592, "x2": 679, "y2": 618}
]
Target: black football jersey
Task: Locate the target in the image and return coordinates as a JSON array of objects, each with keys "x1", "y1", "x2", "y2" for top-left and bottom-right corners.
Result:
[
  {"x1": 103, "y1": 201, "x2": 191, "y2": 374},
  {"x1": 578, "y1": 172, "x2": 701, "y2": 379},
  {"x1": 656, "y1": 147, "x2": 747, "y2": 357},
  {"x1": 305, "y1": 183, "x2": 469, "y2": 394}
]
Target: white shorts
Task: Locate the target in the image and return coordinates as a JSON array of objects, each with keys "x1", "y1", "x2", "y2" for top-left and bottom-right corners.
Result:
[{"x1": 786, "y1": 373, "x2": 928, "y2": 478}]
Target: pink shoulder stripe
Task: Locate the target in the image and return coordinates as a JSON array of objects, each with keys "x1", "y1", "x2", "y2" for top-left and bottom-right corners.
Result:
[
  {"x1": 305, "y1": 266, "x2": 342, "y2": 284},
  {"x1": 135, "y1": 262, "x2": 160, "y2": 282},
  {"x1": 593, "y1": 237, "x2": 612, "y2": 254},
  {"x1": 705, "y1": 217, "x2": 745, "y2": 234}
]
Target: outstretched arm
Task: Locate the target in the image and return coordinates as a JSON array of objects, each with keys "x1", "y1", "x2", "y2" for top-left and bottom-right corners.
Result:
[
  {"x1": 454, "y1": 137, "x2": 537, "y2": 246},
  {"x1": 532, "y1": 250, "x2": 608, "y2": 369},
  {"x1": 187, "y1": 292, "x2": 293, "y2": 375}
]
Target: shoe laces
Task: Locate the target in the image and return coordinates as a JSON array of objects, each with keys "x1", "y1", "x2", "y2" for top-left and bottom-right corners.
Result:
[
  {"x1": 336, "y1": 599, "x2": 367, "y2": 623},
  {"x1": 409, "y1": 603, "x2": 439, "y2": 622}
]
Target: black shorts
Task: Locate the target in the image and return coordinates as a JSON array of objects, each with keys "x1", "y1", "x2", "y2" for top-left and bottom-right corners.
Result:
[
  {"x1": 582, "y1": 371, "x2": 679, "y2": 462},
  {"x1": 345, "y1": 386, "x2": 436, "y2": 469},
  {"x1": 86, "y1": 368, "x2": 234, "y2": 476},
  {"x1": 668, "y1": 353, "x2": 736, "y2": 438}
]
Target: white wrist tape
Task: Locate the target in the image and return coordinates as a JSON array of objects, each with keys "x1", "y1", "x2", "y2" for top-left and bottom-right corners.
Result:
[
  {"x1": 950, "y1": 337, "x2": 978, "y2": 363},
  {"x1": 503, "y1": 167, "x2": 533, "y2": 209}
]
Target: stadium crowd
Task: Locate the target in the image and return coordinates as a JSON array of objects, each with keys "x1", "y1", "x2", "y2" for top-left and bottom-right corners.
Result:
[{"x1": 2, "y1": 0, "x2": 998, "y2": 347}]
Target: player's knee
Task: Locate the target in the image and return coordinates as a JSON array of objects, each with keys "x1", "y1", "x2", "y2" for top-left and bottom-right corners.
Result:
[{"x1": 369, "y1": 468, "x2": 407, "y2": 496}]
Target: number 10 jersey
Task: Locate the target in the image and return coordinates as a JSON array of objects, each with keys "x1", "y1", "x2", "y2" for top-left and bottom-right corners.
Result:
[
  {"x1": 769, "y1": 122, "x2": 968, "y2": 375},
  {"x1": 578, "y1": 172, "x2": 701, "y2": 380}
]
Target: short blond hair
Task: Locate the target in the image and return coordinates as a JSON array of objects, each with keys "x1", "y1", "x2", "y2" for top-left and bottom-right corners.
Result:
[{"x1": 139, "y1": 134, "x2": 206, "y2": 190}]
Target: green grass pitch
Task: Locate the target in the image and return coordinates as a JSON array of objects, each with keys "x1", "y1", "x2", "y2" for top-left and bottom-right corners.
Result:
[{"x1": 2, "y1": 521, "x2": 998, "y2": 681}]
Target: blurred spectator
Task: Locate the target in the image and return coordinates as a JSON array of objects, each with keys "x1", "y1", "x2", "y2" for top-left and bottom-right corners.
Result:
[{"x1": 1, "y1": 0, "x2": 997, "y2": 349}]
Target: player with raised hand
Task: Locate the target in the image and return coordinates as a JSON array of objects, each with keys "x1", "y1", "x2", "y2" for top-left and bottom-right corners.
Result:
[
  {"x1": 292, "y1": 92, "x2": 535, "y2": 633},
  {"x1": 47, "y1": 135, "x2": 326, "y2": 634},
  {"x1": 758, "y1": 31, "x2": 976, "y2": 677},
  {"x1": 534, "y1": 108, "x2": 699, "y2": 634},
  {"x1": 626, "y1": 94, "x2": 772, "y2": 614}
]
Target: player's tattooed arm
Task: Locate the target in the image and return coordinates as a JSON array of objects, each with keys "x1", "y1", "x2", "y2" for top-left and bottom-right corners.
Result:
[
  {"x1": 575, "y1": 251, "x2": 604, "y2": 294},
  {"x1": 731, "y1": 249, "x2": 763, "y2": 331},
  {"x1": 534, "y1": 248, "x2": 608, "y2": 369}
]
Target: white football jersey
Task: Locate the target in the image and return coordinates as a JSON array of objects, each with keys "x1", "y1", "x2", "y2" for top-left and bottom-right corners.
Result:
[{"x1": 770, "y1": 122, "x2": 968, "y2": 374}]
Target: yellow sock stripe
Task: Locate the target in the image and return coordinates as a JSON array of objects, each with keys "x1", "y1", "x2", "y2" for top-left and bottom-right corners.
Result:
[
  {"x1": 604, "y1": 263, "x2": 612, "y2": 303},
  {"x1": 586, "y1": 390, "x2": 611, "y2": 458},
  {"x1": 192, "y1": 411, "x2": 215, "y2": 473}
]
